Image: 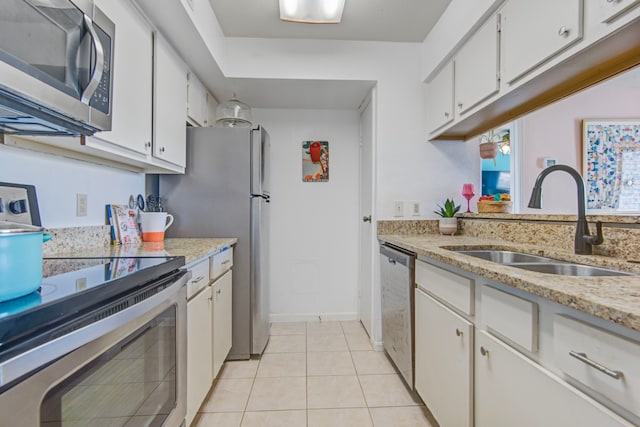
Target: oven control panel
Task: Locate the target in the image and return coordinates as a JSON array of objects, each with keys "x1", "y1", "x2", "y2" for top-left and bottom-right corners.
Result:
[{"x1": 0, "y1": 182, "x2": 41, "y2": 225}]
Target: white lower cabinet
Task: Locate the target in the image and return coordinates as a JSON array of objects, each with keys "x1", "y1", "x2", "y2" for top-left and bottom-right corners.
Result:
[
  {"x1": 476, "y1": 331, "x2": 633, "y2": 427},
  {"x1": 415, "y1": 287, "x2": 473, "y2": 427},
  {"x1": 212, "y1": 270, "x2": 233, "y2": 378},
  {"x1": 186, "y1": 286, "x2": 213, "y2": 426}
]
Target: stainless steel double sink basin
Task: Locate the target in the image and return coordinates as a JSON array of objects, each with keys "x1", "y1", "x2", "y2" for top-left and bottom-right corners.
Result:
[{"x1": 452, "y1": 249, "x2": 634, "y2": 277}]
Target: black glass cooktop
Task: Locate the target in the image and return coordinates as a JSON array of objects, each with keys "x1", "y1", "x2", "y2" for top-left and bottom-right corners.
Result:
[{"x1": 0, "y1": 256, "x2": 185, "y2": 363}]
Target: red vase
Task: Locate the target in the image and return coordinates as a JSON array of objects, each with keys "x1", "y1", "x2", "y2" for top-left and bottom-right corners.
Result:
[{"x1": 309, "y1": 142, "x2": 322, "y2": 163}]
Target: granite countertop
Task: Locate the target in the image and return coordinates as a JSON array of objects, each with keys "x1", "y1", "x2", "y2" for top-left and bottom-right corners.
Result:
[
  {"x1": 379, "y1": 234, "x2": 640, "y2": 333},
  {"x1": 46, "y1": 238, "x2": 237, "y2": 266}
]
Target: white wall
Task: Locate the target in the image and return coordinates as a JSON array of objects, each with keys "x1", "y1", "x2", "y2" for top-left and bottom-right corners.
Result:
[
  {"x1": 519, "y1": 67, "x2": 640, "y2": 214},
  {"x1": 0, "y1": 145, "x2": 144, "y2": 228},
  {"x1": 252, "y1": 108, "x2": 361, "y2": 321}
]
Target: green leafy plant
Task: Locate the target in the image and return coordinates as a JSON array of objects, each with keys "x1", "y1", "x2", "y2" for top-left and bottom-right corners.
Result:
[{"x1": 434, "y1": 198, "x2": 461, "y2": 218}]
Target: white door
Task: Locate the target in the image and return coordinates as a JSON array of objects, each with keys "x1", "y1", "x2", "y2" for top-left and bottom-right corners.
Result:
[{"x1": 359, "y1": 92, "x2": 375, "y2": 337}]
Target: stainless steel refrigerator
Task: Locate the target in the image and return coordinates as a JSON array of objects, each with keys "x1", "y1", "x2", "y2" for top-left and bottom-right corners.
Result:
[{"x1": 160, "y1": 126, "x2": 270, "y2": 359}]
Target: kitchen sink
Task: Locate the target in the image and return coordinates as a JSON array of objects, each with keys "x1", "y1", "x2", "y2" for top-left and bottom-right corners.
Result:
[
  {"x1": 455, "y1": 250, "x2": 552, "y2": 264},
  {"x1": 511, "y1": 263, "x2": 635, "y2": 277},
  {"x1": 451, "y1": 248, "x2": 634, "y2": 277}
]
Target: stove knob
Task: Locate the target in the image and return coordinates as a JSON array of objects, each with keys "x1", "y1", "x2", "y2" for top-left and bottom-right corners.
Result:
[{"x1": 9, "y1": 199, "x2": 27, "y2": 214}]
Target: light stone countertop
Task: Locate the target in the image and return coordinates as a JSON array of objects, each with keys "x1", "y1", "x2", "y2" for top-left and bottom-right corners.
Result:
[
  {"x1": 379, "y1": 234, "x2": 640, "y2": 333},
  {"x1": 44, "y1": 238, "x2": 237, "y2": 274}
]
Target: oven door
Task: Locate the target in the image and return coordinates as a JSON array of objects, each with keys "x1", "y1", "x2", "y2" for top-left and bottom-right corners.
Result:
[{"x1": 0, "y1": 272, "x2": 188, "y2": 427}]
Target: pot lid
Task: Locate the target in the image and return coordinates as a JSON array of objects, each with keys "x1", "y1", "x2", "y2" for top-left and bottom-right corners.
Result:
[{"x1": 0, "y1": 221, "x2": 45, "y2": 234}]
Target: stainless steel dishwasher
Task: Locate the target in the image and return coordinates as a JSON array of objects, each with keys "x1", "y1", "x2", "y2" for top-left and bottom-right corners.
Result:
[{"x1": 380, "y1": 243, "x2": 415, "y2": 388}]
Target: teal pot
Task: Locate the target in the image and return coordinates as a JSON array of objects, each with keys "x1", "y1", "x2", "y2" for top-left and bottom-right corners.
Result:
[{"x1": 0, "y1": 222, "x2": 51, "y2": 302}]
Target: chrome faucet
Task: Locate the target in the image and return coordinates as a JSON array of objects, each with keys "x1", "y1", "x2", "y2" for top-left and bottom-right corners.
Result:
[{"x1": 528, "y1": 164, "x2": 603, "y2": 255}]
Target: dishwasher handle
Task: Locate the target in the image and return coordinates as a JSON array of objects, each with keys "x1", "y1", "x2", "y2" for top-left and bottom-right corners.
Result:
[{"x1": 380, "y1": 244, "x2": 415, "y2": 269}]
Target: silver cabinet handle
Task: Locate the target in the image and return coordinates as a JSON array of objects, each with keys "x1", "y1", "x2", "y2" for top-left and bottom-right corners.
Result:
[
  {"x1": 480, "y1": 346, "x2": 489, "y2": 356},
  {"x1": 558, "y1": 26, "x2": 570, "y2": 36},
  {"x1": 456, "y1": 328, "x2": 463, "y2": 337},
  {"x1": 145, "y1": 142, "x2": 151, "y2": 148},
  {"x1": 569, "y1": 351, "x2": 623, "y2": 380},
  {"x1": 221, "y1": 260, "x2": 231, "y2": 265},
  {"x1": 216, "y1": 288, "x2": 222, "y2": 294},
  {"x1": 444, "y1": 112, "x2": 450, "y2": 118},
  {"x1": 191, "y1": 275, "x2": 205, "y2": 284},
  {"x1": 81, "y1": 14, "x2": 105, "y2": 104},
  {"x1": 388, "y1": 259, "x2": 396, "y2": 265},
  {"x1": 363, "y1": 215, "x2": 372, "y2": 222},
  {"x1": 457, "y1": 102, "x2": 463, "y2": 109},
  {"x1": 160, "y1": 147, "x2": 166, "y2": 153}
]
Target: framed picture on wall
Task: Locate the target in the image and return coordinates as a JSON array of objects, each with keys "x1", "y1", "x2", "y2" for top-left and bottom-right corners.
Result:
[
  {"x1": 582, "y1": 119, "x2": 640, "y2": 212},
  {"x1": 302, "y1": 141, "x2": 329, "y2": 182}
]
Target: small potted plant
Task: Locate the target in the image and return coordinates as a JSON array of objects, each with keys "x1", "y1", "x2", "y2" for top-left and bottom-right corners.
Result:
[{"x1": 434, "y1": 198, "x2": 461, "y2": 235}]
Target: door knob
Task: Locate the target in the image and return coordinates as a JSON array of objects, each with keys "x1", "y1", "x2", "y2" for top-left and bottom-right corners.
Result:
[{"x1": 362, "y1": 215, "x2": 372, "y2": 222}]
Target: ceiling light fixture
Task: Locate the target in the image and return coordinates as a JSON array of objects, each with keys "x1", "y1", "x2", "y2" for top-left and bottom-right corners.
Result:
[{"x1": 279, "y1": 0, "x2": 346, "y2": 24}]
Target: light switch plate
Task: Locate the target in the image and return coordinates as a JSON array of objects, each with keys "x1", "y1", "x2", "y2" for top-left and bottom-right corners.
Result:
[
  {"x1": 411, "y1": 201, "x2": 420, "y2": 216},
  {"x1": 76, "y1": 193, "x2": 88, "y2": 217}
]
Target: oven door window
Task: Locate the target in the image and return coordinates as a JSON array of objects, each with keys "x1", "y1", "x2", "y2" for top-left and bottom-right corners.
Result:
[{"x1": 40, "y1": 306, "x2": 177, "y2": 426}]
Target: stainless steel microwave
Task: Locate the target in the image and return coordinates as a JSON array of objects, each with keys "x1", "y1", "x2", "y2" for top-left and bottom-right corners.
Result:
[{"x1": 0, "y1": 0, "x2": 115, "y2": 136}]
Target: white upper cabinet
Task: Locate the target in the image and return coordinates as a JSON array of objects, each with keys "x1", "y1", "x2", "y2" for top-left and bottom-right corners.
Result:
[
  {"x1": 153, "y1": 34, "x2": 187, "y2": 168},
  {"x1": 91, "y1": 0, "x2": 152, "y2": 155},
  {"x1": 206, "y1": 92, "x2": 219, "y2": 128},
  {"x1": 187, "y1": 73, "x2": 209, "y2": 127},
  {"x1": 426, "y1": 61, "x2": 454, "y2": 134},
  {"x1": 501, "y1": 0, "x2": 583, "y2": 84},
  {"x1": 454, "y1": 13, "x2": 500, "y2": 116}
]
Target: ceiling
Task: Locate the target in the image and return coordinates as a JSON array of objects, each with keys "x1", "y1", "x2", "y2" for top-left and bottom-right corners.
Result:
[
  {"x1": 208, "y1": 0, "x2": 452, "y2": 42},
  {"x1": 199, "y1": 0, "x2": 452, "y2": 110}
]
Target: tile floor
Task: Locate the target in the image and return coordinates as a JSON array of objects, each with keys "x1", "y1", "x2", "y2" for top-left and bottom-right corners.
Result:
[{"x1": 193, "y1": 321, "x2": 437, "y2": 427}]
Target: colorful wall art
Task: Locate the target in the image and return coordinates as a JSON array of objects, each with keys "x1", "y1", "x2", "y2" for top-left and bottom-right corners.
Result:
[
  {"x1": 302, "y1": 141, "x2": 329, "y2": 182},
  {"x1": 583, "y1": 119, "x2": 640, "y2": 212}
]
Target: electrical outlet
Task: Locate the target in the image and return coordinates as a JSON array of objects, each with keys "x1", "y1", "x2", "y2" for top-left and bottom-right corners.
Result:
[
  {"x1": 393, "y1": 201, "x2": 404, "y2": 217},
  {"x1": 76, "y1": 193, "x2": 87, "y2": 217}
]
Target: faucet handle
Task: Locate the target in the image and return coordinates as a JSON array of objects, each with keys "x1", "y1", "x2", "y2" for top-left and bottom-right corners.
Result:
[{"x1": 585, "y1": 221, "x2": 604, "y2": 246}]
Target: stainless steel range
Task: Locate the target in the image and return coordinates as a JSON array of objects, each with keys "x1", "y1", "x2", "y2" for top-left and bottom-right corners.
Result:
[{"x1": 0, "y1": 183, "x2": 189, "y2": 427}]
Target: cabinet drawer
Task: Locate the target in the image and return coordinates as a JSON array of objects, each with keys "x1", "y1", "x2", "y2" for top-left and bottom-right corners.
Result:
[
  {"x1": 482, "y1": 285, "x2": 538, "y2": 352},
  {"x1": 416, "y1": 260, "x2": 474, "y2": 315},
  {"x1": 595, "y1": 0, "x2": 640, "y2": 23},
  {"x1": 210, "y1": 247, "x2": 233, "y2": 281},
  {"x1": 186, "y1": 259, "x2": 210, "y2": 299},
  {"x1": 554, "y1": 315, "x2": 640, "y2": 417}
]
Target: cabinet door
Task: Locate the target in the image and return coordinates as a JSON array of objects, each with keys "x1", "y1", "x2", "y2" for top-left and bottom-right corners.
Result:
[
  {"x1": 476, "y1": 331, "x2": 633, "y2": 427},
  {"x1": 206, "y1": 92, "x2": 219, "y2": 127},
  {"x1": 455, "y1": 14, "x2": 500, "y2": 115},
  {"x1": 415, "y1": 288, "x2": 473, "y2": 427},
  {"x1": 187, "y1": 72, "x2": 208, "y2": 127},
  {"x1": 501, "y1": 0, "x2": 583, "y2": 84},
  {"x1": 186, "y1": 286, "x2": 213, "y2": 426},
  {"x1": 212, "y1": 270, "x2": 233, "y2": 378},
  {"x1": 153, "y1": 34, "x2": 187, "y2": 167},
  {"x1": 426, "y1": 61, "x2": 454, "y2": 134},
  {"x1": 92, "y1": 0, "x2": 152, "y2": 155}
]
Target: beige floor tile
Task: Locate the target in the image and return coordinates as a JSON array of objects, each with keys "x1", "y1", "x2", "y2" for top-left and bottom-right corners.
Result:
[
  {"x1": 241, "y1": 410, "x2": 307, "y2": 427},
  {"x1": 307, "y1": 351, "x2": 356, "y2": 376},
  {"x1": 359, "y1": 374, "x2": 421, "y2": 408},
  {"x1": 200, "y1": 379, "x2": 253, "y2": 413},
  {"x1": 308, "y1": 408, "x2": 373, "y2": 427},
  {"x1": 246, "y1": 377, "x2": 307, "y2": 411},
  {"x1": 307, "y1": 333, "x2": 349, "y2": 352},
  {"x1": 369, "y1": 406, "x2": 437, "y2": 427},
  {"x1": 270, "y1": 322, "x2": 306, "y2": 336},
  {"x1": 265, "y1": 335, "x2": 306, "y2": 353},
  {"x1": 219, "y1": 359, "x2": 259, "y2": 379},
  {"x1": 193, "y1": 412, "x2": 243, "y2": 427},
  {"x1": 307, "y1": 375, "x2": 367, "y2": 409},
  {"x1": 345, "y1": 332, "x2": 373, "y2": 351},
  {"x1": 351, "y1": 351, "x2": 397, "y2": 375},
  {"x1": 340, "y1": 320, "x2": 366, "y2": 333},
  {"x1": 306, "y1": 321, "x2": 344, "y2": 335},
  {"x1": 256, "y1": 353, "x2": 306, "y2": 377}
]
